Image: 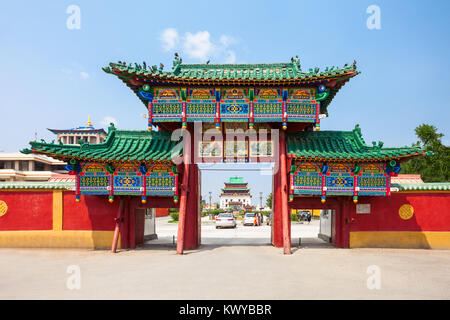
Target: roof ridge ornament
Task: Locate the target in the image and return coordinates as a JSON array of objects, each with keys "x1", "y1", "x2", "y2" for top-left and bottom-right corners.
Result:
[
  {"x1": 353, "y1": 124, "x2": 362, "y2": 136},
  {"x1": 172, "y1": 52, "x2": 182, "y2": 75},
  {"x1": 108, "y1": 122, "x2": 116, "y2": 134},
  {"x1": 291, "y1": 55, "x2": 301, "y2": 71}
]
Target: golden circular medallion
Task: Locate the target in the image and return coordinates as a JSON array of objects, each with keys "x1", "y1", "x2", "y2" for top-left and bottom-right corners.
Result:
[
  {"x1": 0, "y1": 200, "x2": 8, "y2": 217},
  {"x1": 399, "y1": 204, "x2": 414, "y2": 220}
]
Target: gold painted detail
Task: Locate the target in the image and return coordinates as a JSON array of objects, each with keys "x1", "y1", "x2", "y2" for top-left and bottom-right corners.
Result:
[
  {"x1": 0, "y1": 200, "x2": 7, "y2": 217},
  {"x1": 399, "y1": 204, "x2": 414, "y2": 220}
]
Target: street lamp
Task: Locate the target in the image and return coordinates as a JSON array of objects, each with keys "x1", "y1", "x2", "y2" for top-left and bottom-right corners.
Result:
[
  {"x1": 259, "y1": 192, "x2": 263, "y2": 210},
  {"x1": 209, "y1": 191, "x2": 212, "y2": 211}
]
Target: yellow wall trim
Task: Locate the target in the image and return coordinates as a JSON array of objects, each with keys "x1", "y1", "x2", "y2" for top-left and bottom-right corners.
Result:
[
  {"x1": 350, "y1": 231, "x2": 450, "y2": 249},
  {"x1": 52, "y1": 190, "x2": 63, "y2": 231},
  {"x1": 0, "y1": 230, "x2": 118, "y2": 249}
]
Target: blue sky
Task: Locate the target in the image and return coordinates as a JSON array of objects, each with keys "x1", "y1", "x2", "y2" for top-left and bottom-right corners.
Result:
[{"x1": 0, "y1": 0, "x2": 449, "y2": 204}]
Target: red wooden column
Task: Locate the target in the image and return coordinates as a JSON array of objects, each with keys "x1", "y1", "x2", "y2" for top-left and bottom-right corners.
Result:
[
  {"x1": 176, "y1": 129, "x2": 191, "y2": 254},
  {"x1": 129, "y1": 197, "x2": 136, "y2": 249},
  {"x1": 111, "y1": 197, "x2": 125, "y2": 253},
  {"x1": 271, "y1": 162, "x2": 283, "y2": 247},
  {"x1": 181, "y1": 124, "x2": 201, "y2": 251},
  {"x1": 121, "y1": 197, "x2": 130, "y2": 249},
  {"x1": 184, "y1": 164, "x2": 201, "y2": 250},
  {"x1": 280, "y1": 130, "x2": 291, "y2": 254}
]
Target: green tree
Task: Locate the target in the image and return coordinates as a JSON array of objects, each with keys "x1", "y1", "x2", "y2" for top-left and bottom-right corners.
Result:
[
  {"x1": 402, "y1": 124, "x2": 450, "y2": 182},
  {"x1": 266, "y1": 192, "x2": 272, "y2": 209}
]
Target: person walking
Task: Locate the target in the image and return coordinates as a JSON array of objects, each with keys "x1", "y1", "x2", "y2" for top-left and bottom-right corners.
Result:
[{"x1": 306, "y1": 211, "x2": 312, "y2": 224}]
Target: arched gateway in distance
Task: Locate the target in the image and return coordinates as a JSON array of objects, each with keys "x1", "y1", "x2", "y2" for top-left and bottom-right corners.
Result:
[{"x1": 25, "y1": 54, "x2": 428, "y2": 254}]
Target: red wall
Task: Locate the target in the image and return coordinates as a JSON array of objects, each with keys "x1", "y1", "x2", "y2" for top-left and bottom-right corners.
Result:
[
  {"x1": 0, "y1": 191, "x2": 53, "y2": 230},
  {"x1": 350, "y1": 193, "x2": 450, "y2": 232},
  {"x1": 63, "y1": 192, "x2": 117, "y2": 231},
  {"x1": 155, "y1": 208, "x2": 169, "y2": 217}
]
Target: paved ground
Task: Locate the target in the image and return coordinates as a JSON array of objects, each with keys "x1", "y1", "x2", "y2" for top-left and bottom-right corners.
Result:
[
  {"x1": 153, "y1": 216, "x2": 325, "y2": 247},
  {"x1": 0, "y1": 217, "x2": 449, "y2": 299}
]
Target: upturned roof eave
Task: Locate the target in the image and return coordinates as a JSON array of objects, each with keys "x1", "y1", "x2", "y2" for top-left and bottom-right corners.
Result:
[
  {"x1": 28, "y1": 130, "x2": 179, "y2": 164},
  {"x1": 48, "y1": 128, "x2": 107, "y2": 134}
]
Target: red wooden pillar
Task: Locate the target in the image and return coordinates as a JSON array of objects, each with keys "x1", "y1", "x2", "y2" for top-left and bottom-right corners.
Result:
[
  {"x1": 184, "y1": 164, "x2": 201, "y2": 250},
  {"x1": 129, "y1": 197, "x2": 136, "y2": 249},
  {"x1": 176, "y1": 129, "x2": 191, "y2": 254},
  {"x1": 271, "y1": 161, "x2": 283, "y2": 247},
  {"x1": 335, "y1": 200, "x2": 342, "y2": 247},
  {"x1": 111, "y1": 197, "x2": 125, "y2": 253},
  {"x1": 341, "y1": 198, "x2": 351, "y2": 248},
  {"x1": 280, "y1": 130, "x2": 291, "y2": 254},
  {"x1": 120, "y1": 197, "x2": 130, "y2": 249}
]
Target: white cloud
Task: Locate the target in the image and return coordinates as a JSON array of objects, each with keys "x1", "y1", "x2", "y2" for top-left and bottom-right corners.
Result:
[
  {"x1": 184, "y1": 31, "x2": 214, "y2": 60},
  {"x1": 219, "y1": 35, "x2": 236, "y2": 47},
  {"x1": 101, "y1": 116, "x2": 118, "y2": 128},
  {"x1": 159, "y1": 28, "x2": 239, "y2": 63},
  {"x1": 80, "y1": 71, "x2": 89, "y2": 79},
  {"x1": 160, "y1": 28, "x2": 179, "y2": 51},
  {"x1": 224, "y1": 50, "x2": 236, "y2": 63}
]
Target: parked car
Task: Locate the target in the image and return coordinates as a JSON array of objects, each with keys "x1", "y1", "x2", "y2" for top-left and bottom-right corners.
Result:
[
  {"x1": 298, "y1": 210, "x2": 310, "y2": 221},
  {"x1": 243, "y1": 212, "x2": 256, "y2": 226},
  {"x1": 215, "y1": 213, "x2": 237, "y2": 229}
]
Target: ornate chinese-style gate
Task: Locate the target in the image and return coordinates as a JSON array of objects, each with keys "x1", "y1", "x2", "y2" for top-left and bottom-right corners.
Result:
[{"x1": 27, "y1": 54, "x2": 427, "y2": 254}]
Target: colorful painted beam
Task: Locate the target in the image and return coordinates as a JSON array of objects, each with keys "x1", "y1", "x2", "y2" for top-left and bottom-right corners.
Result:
[{"x1": 142, "y1": 86, "x2": 325, "y2": 130}]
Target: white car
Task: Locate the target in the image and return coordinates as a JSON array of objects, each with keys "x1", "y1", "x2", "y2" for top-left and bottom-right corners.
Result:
[
  {"x1": 215, "y1": 213, "x2": 237, "y2": 229},
  {"x1": 243, "y1": 212, "x2": 256, "y2": 226}
]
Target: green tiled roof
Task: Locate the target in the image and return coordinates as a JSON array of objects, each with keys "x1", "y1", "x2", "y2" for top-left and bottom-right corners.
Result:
[
  {"x1": 104, "y1": 60, "x2": 358, "y2": 82},
  {"x1": 0, "y1": 181, "x2": 74, "y2": 190},
  {"x1": 27, "y1": 128, "x2": 180, "y2": 163},
  {"x1": 392, "y1": 182, "x2": 450, "y2": 191},
  {"x1": 287, "y1": 125, "x2": 427, "y2": 161},
  {"x1": 102, "y1": 56, "x2": 359, "y2": 112},
  {"x1": 229, "y1": 177, "x2": 244, "y2": 184}
]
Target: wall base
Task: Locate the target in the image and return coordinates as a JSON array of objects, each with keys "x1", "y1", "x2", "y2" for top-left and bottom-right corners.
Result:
[
  {"x1": 0, "y1": 230, "x2": 118, "y2": 249},
  {"x1": 318, "y1": 233, "x2": 332, "y2": 243},
  {"x1": 350, "y1": 231, "x2": 450, "y2": 249}
]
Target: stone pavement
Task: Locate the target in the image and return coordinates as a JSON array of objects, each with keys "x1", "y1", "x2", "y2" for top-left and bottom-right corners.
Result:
[{"x1": 0, "y1": 217, "x2": 448, "y2": 299}]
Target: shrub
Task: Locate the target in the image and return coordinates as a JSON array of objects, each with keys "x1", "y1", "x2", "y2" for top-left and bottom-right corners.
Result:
[
  {"x1": 209, "y1": 209, "x2": 226, "y2": 215},
  {"x1": 291, "y1": 213, "x2": 299, "y2": 222},
  {"x1": 170, "y1": 212, "x2": 179, "y2": 221},
  {"x1": 201, "y1": 211, "x2": 210, "y2": 217}
]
